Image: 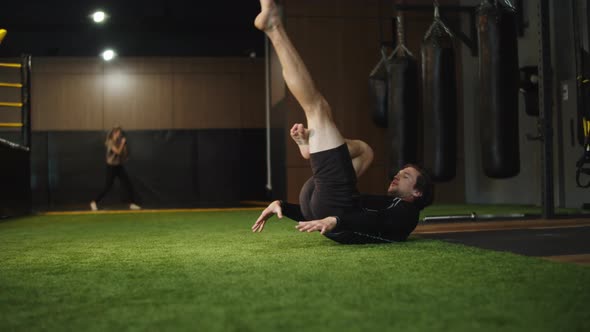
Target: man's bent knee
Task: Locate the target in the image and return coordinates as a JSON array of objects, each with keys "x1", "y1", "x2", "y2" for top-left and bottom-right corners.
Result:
[{"x1": 305, "y1": 97, "x2": 335, "y2": 124}]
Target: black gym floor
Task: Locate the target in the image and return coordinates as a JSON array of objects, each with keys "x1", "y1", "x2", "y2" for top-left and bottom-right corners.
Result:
[{"x1": 415, "y1": 218, "x2": 590, "y2": 265}]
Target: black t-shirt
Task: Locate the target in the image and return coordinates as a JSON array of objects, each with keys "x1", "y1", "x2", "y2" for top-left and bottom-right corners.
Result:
[
  {"x1": 281, "y1": 194, "x2": 420, "y2": 242},
  {"x1": 333, "y1": 195, "x2": 420, "y2": 242}
]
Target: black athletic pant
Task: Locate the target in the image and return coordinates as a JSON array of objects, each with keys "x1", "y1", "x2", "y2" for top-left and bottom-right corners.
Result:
[
  {"x1": 289, "y1": 144, "x2": 394, "y2": 244},
  {"x1": 299, "y1": 144, "x2": 360, "y2": 220},
  {"x1": 95, "y1": 165, "x2": 137, "y2": 203}
]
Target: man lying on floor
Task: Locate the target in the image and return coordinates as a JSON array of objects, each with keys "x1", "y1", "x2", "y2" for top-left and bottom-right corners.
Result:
[{"x1": 250, "y1": 0, "x2": 434, "y2": 244}]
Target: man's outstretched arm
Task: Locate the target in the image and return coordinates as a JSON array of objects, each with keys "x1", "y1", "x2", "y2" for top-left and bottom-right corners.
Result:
[
  {"x1": 295, "y1": 212, "x2": 382, "y2": 235},
  {"x1": 296, "y1": 208, "x2": 418, "y2": 240},
  {"x1": 252, "y1": 200, "x2": 283, "y2": 232},
  {"x1": 252, "y1": 200, "x2": 308, "y2": 232}
]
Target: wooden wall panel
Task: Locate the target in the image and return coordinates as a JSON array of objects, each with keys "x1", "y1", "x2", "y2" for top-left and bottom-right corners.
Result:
[
  {"x1": 33, "y1": 57, "x2": 103, "y2": 74},
  {"x1": 104, "y1": 58, "x2": 172, "y2": 74},
  {"x1": 172, "y1": 58, "x2": 256, "y2": 74},
  {"x1": 240, "y1": 70, "x2": 266, "y2": 128},
  {"x1": 270, "y1": 48, "x2": 286, "y2": 106},
  {"x1": 29, "y1": 57, "x2": 265, "y2": 130},
  {"x1": 32, "y1": 74, "x2": 104, "y2": 130},
  {"x1": 173, "y1": 73, "x2": 242, "y2": 129},
  {"x1": 103, "y1": 74, "x2": 173, "y2": 130}
]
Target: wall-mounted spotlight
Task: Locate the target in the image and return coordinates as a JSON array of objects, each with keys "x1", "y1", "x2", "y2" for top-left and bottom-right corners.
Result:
[
  {"x1": 91, "y1": 10, "x2": 108, "y2": 24},
  {"x1": 101, "y1": 49, "x2": 116, "y2": 61}
]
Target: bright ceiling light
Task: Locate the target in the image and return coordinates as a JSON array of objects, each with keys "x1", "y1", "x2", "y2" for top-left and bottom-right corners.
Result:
[
  {"x1": 92, "y1": 11, "x2": 107, "y2": 23},
  {"x1": 101, "y1": 49, "x2": 116, "y2": 61}
]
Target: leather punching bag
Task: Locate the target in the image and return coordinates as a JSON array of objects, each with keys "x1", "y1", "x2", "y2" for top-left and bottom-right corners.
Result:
[
  {"x1": 369, "y1": 49, "x2": 390, "y2": 128},
  {"x1": 477, "y1": 0, "x2": 520, "y2": 178},
  {"x1": 422, "y1": 8, "x2": 457, "y2": 182},
  {"x1": 389, "y1": 14, "x2": 419, "y2": 172}
]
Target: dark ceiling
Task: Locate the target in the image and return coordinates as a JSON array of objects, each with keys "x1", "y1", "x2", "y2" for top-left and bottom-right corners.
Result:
[{"x1": 0, "y1": 1, "x2": 265, "y2": 57}]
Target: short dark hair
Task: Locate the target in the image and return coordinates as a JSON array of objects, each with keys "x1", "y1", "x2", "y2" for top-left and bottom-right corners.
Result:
[{"x1": 404, "y1": 164, "x2": 434, "y2": 210}]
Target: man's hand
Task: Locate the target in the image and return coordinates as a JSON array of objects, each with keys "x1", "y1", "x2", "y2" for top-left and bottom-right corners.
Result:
[
  {"x1": 252, "y1": 200, "x2": 283, "y2": 232},
  {"x1": 296, "y1": 217, "x2": 337, "y2": 235}
]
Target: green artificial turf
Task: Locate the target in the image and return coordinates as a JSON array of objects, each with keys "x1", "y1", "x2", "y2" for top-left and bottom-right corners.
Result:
[{"x1": 0, "y1": 210, "x2": 589, "y2": 331}]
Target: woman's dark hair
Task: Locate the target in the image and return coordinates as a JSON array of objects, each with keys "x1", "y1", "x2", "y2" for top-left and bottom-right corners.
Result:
[
  {"x1": 404, "y1": 164, "x2": 435, "y2": 210},
  {"x1": 105, "y1": 126, "x2": 125, "y2": 145}
]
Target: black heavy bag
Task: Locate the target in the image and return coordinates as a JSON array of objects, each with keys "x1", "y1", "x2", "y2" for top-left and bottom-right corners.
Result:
[
  {"x1": 389, "y1": 55, "x2": 419, "y2": 171},
  {"x1": 477, "y1": 0, "x2": 520, "y2": 178},
  {"x1": 422, "y1": 14, "x2": 457, "y2": 182},
  {"x1": 369, "y1": 49, "x2": 390, "y2": 128},
  {"x1": 389, "y1": 14, "x2": 419, "y2": 172}
]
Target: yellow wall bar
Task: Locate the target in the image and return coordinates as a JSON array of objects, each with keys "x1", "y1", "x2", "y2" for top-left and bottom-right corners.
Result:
[
  {"x1": 0, "y1": 29, "x2": 6, "y2": 44},
  {"x1": 0, "y1": 101, "x2": 23, "y2": 107},
  {"x1": 0, "y1": 122, "x2": 23, "y2": 128},
  {"x1": 0, "y1": 62, "x2": 22, "y2": 68},
  {"x1": 0, "y1": 82, "x2": 22, "y2": 88}
]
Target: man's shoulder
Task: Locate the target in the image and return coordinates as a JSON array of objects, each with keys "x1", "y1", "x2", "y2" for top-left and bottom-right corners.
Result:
[{"x1": 379, "y1": 199, "x2": 420, "y2": 222}]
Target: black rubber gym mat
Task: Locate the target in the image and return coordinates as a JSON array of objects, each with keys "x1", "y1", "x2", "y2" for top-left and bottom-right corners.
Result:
[{"x1": 418, "y1": 226, "x2": 590, "y2": 257}]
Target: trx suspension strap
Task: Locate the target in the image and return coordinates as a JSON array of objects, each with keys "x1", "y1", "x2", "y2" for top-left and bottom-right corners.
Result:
[
  {"x1": 573, "y1": 0, "x2": 590, "y2": 188},
  {"x1": 576, "y1": 117, "x2": 590, "y2": 188}
]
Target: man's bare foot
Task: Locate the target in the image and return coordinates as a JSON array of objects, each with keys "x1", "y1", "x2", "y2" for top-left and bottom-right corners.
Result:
[
  {"x1": 290, "y1": 123, "x2": 309, "y2": 145},
  {"x1": 255, "y1": 0, "x2": 281, "y2": 32},
  {"x1": 290, "y1": 123, "x2": 310, "y2": 159}
]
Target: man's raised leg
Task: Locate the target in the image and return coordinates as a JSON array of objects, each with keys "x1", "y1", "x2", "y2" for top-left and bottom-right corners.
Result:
[
  {"x1": 253, "y1": 0, "x2": 361, "y2": 231},
  {"x1": 255, "y1": 0, "x2": 344, "y2": 153}
]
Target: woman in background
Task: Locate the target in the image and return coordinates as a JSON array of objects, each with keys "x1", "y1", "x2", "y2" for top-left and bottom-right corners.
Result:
[{"x1": 90, "y1": 126, "x2": 141, "y2": 211}]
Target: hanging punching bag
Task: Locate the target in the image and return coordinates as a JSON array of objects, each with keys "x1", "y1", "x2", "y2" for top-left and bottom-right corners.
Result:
[
  {"x1": 421, "y1": 7, "x2": 457, "y2": 182},
  {"x1": 477, "y1": 0, "x2": 520, "y2": 178},
  {"x1": 389, "y1": 14, "x2": 419, "y2": 171},
  {"x1": 369, "y1": 49, "x2": 390, "y2": 128}
]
